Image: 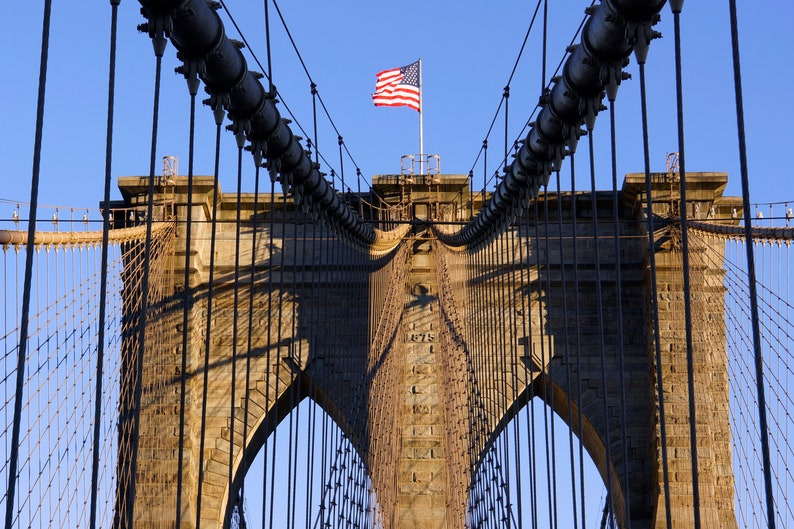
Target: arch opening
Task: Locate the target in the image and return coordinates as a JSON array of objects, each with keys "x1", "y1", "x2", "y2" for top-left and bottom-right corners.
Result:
[
  {"x1": 469, "y1": 395, "x2": 611, "y2": 529},
  {"x1": 230, "y1": 396, "x2": 382, "y2": 529}
]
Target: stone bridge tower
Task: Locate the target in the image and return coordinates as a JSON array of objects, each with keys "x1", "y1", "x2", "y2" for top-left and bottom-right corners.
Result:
[{"x1": 111, "y1": 171, "x2": 741, "y2": 529}]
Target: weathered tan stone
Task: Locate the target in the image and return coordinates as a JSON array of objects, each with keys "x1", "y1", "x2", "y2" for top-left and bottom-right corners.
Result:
[{"x1": 115, "y1": 172, "x2": 740, "y2": 529}]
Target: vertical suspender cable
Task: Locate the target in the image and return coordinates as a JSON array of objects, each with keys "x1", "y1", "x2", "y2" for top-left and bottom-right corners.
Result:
[
  {"x1": 471, "y1": 247, "x2": 481, "y2": 525},
  {"x1": 285, "y1": 322, "x2": 296, "y2": 529},
  {"x1": 470, "y1": 247, "x2": 484, "y2": 526},
  {"x1": 568, "y1": 154, "x2": 587, "y2": 529},
  {"x1": 483, "y1": 140, "x2": 488, "y2": 198},
  {"x1": 608, "y1": 99, "x2": 631, "y2": 529},
  {"x1": 533, "y1": 195, "x2": 554, "y2": 529},
  {"x1": 481, "y1": 225, "x2": 492, "y2": 527},
  {"x1": 311, "y1": 83, "x2": 319, "y2": 167},
  {"x1": 469, "y1": 171, "x2": 475, "y2": 218},
  {"x1": 338, "y1": 136, "x2": 346, "y2": 198},
  {"x1": 495, "y1": 231, "x2": 512, "y2": 524},
  {"x1": 587, "y1": 132, "x2": 616, "y2": 519},
  {"x1": 323, "y1": 409, "x2": 337, "y2": 527},
  {"x1": 670, "y1": 6, "x2": 702, "y2": 527},
  {"x1": 228, "y1": 140, "x2": 246, "y2": 524},
  {"x1": 505, "y1": 224, "x2": 525, "y2": 529},
  {"x1": 303, "y1": 119, "x2": 319, "y2": 523},
  {"x1": 541, "y1": 0, "x2": 548, "y2": 90},
  {"x1": 264, "y1": 0, "x2": 274, "y2": 94},
  {"x1": 303, "y1": 145, "x2": 322, "y2": 529},
  {"x1": 465, "y1": 248, "x2": 477, "y2": 524},
  {"x1": 504, "y1": 86, "x2": 510, "y2": 168},
  {"x1": 521, "y1": 202, "x2": 539, "y2": 529},
  {"x1": 356, "y1": 167, "x2": 365, "y2": 217},
  {"x1": 726, "y1": 1, "x2": 776, "y2": 526},
  {"x1": 539, "y1": 6, "x2": 556, "y2": 524},
  {"x1": 485, "y1": 239, "x2": 498, "y2": 528},
  {"x1": 90, "y1": 2, "x2": 119, "y2": 528},
  {"x1": 242, "y1": 164, "x2": 263, "y2": 511},
  {"x1": 304, "y1": 216, "x2": 319, "y2": 529},
  {"x1": 6, "y1": 2, "x2": 52, "y2": 526},
  {"x1": 267, "y1": 190, "x2": 289, "y2": 526},
  {"x1": 638, "y1": 61, "x2": 673, "y2": 529},
  {"x1": 261, "y1": 4, "x2": 275, "y2": 523},
  {"x1": 176, "y1": 73, "x2": 201, "y2": 526},
  {"x1": 342, "y1": 242, "x2": 359, "y2": 525},
  {"x1": 490, "y1": 235, "x2": 503, "y2": 527},
  {"x1": 317, "y1": 225, "x2": 330, "y2": 526},
  {"x1": 554, "y1": 169, "x2": 579, "y2": 529},
  {"x1": 262, "y1": 178, "x2": 276, "y2": 529},
  {"x1": 541, "y1": 190, "x2": 559, "y2": 529},
  {"x1": 125, "y1": 30, "x2": 168, "y2": 527},
  {"x1": 287, "y1": 204, "x2": 303, "y2": 528},
  {"x1": 195, "y1": 114, "x2": 224, "y2": 529},
  {"x1": 304, "y1": 101, "x2": 322, "y2": 525}
]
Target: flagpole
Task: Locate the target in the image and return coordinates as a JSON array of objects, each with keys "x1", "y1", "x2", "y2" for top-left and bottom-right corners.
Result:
[{"x1": 419, "y1": 58, "x2": 424, "y2": 175}]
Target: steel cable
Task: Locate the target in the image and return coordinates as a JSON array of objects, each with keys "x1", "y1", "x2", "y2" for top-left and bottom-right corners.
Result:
[
  {"x1": 5, "y1": 1, "x2": 52, "y2": 525},
  {"x1": 726, "y1": 0, "x2": 777, "y2": 525},
  {"x1": 670, "y1": 8, "x2": 703, "y2": 527}
]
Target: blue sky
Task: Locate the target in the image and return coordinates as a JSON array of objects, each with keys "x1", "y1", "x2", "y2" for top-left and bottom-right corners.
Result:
[{"x1": 2, "y1": 1, "x2": 793, "y2": 219}]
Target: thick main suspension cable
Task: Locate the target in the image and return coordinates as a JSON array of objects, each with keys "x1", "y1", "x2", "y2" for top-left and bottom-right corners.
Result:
[
  {"x1": 137, "y1": 0, "x2": 375, "y2": 247},
  {"x1": 440, "y1": 0, "x2": 666, "y2": 248}
]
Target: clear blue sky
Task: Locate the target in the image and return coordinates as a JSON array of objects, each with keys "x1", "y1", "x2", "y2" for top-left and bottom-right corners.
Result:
[{"x1": 2, "y1": 1, "x2": 793, "y2": 218}]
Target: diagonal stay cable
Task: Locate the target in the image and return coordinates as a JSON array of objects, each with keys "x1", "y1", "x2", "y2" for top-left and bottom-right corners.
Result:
[
  {"x1": 90, "y1": 2, "x2": 120, "y2": 528},
  {"x1": 468, "y1": 2, "x2": 595, "y2": 180},
  {"x1": 220, "y1": 0, "x2": 372, "y2": 196}
]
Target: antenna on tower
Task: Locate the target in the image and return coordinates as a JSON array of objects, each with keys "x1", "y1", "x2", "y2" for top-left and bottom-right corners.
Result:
[
  {"x1": 666, "y1": 152, "x2": 679, "y2": 181},
  {"x1": 162, "y1": 155, "x2": 178, "y2": 184}
]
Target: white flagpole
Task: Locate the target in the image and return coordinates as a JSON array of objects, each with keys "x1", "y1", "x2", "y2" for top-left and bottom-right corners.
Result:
[{"x1": 418, "y1": 58, "x2": 424, "y2": 175}]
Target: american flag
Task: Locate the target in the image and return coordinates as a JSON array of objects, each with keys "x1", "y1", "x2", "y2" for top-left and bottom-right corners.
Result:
[{"x1": 372, "y1": 60, "x2": 421, "y2": 112}]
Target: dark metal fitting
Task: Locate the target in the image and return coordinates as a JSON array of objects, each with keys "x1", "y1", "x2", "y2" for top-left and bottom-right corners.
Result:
[
  {"x1": 139, "y1": 13, "x2": 171, "y2": 57},
  {"x1": 235, "y1": 130, "x2": 246, "y2": 149},
  {"x1": 213, "y1": 104, "x2": 225, "y2": 125},
  {"x1": 177, "y1": 59, "x2": 203, "y2": 95}
]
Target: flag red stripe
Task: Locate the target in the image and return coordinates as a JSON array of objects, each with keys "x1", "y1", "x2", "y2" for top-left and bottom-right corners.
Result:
[{"x1": 371, "y1": 61, "x2": 421, "y2": 113}]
